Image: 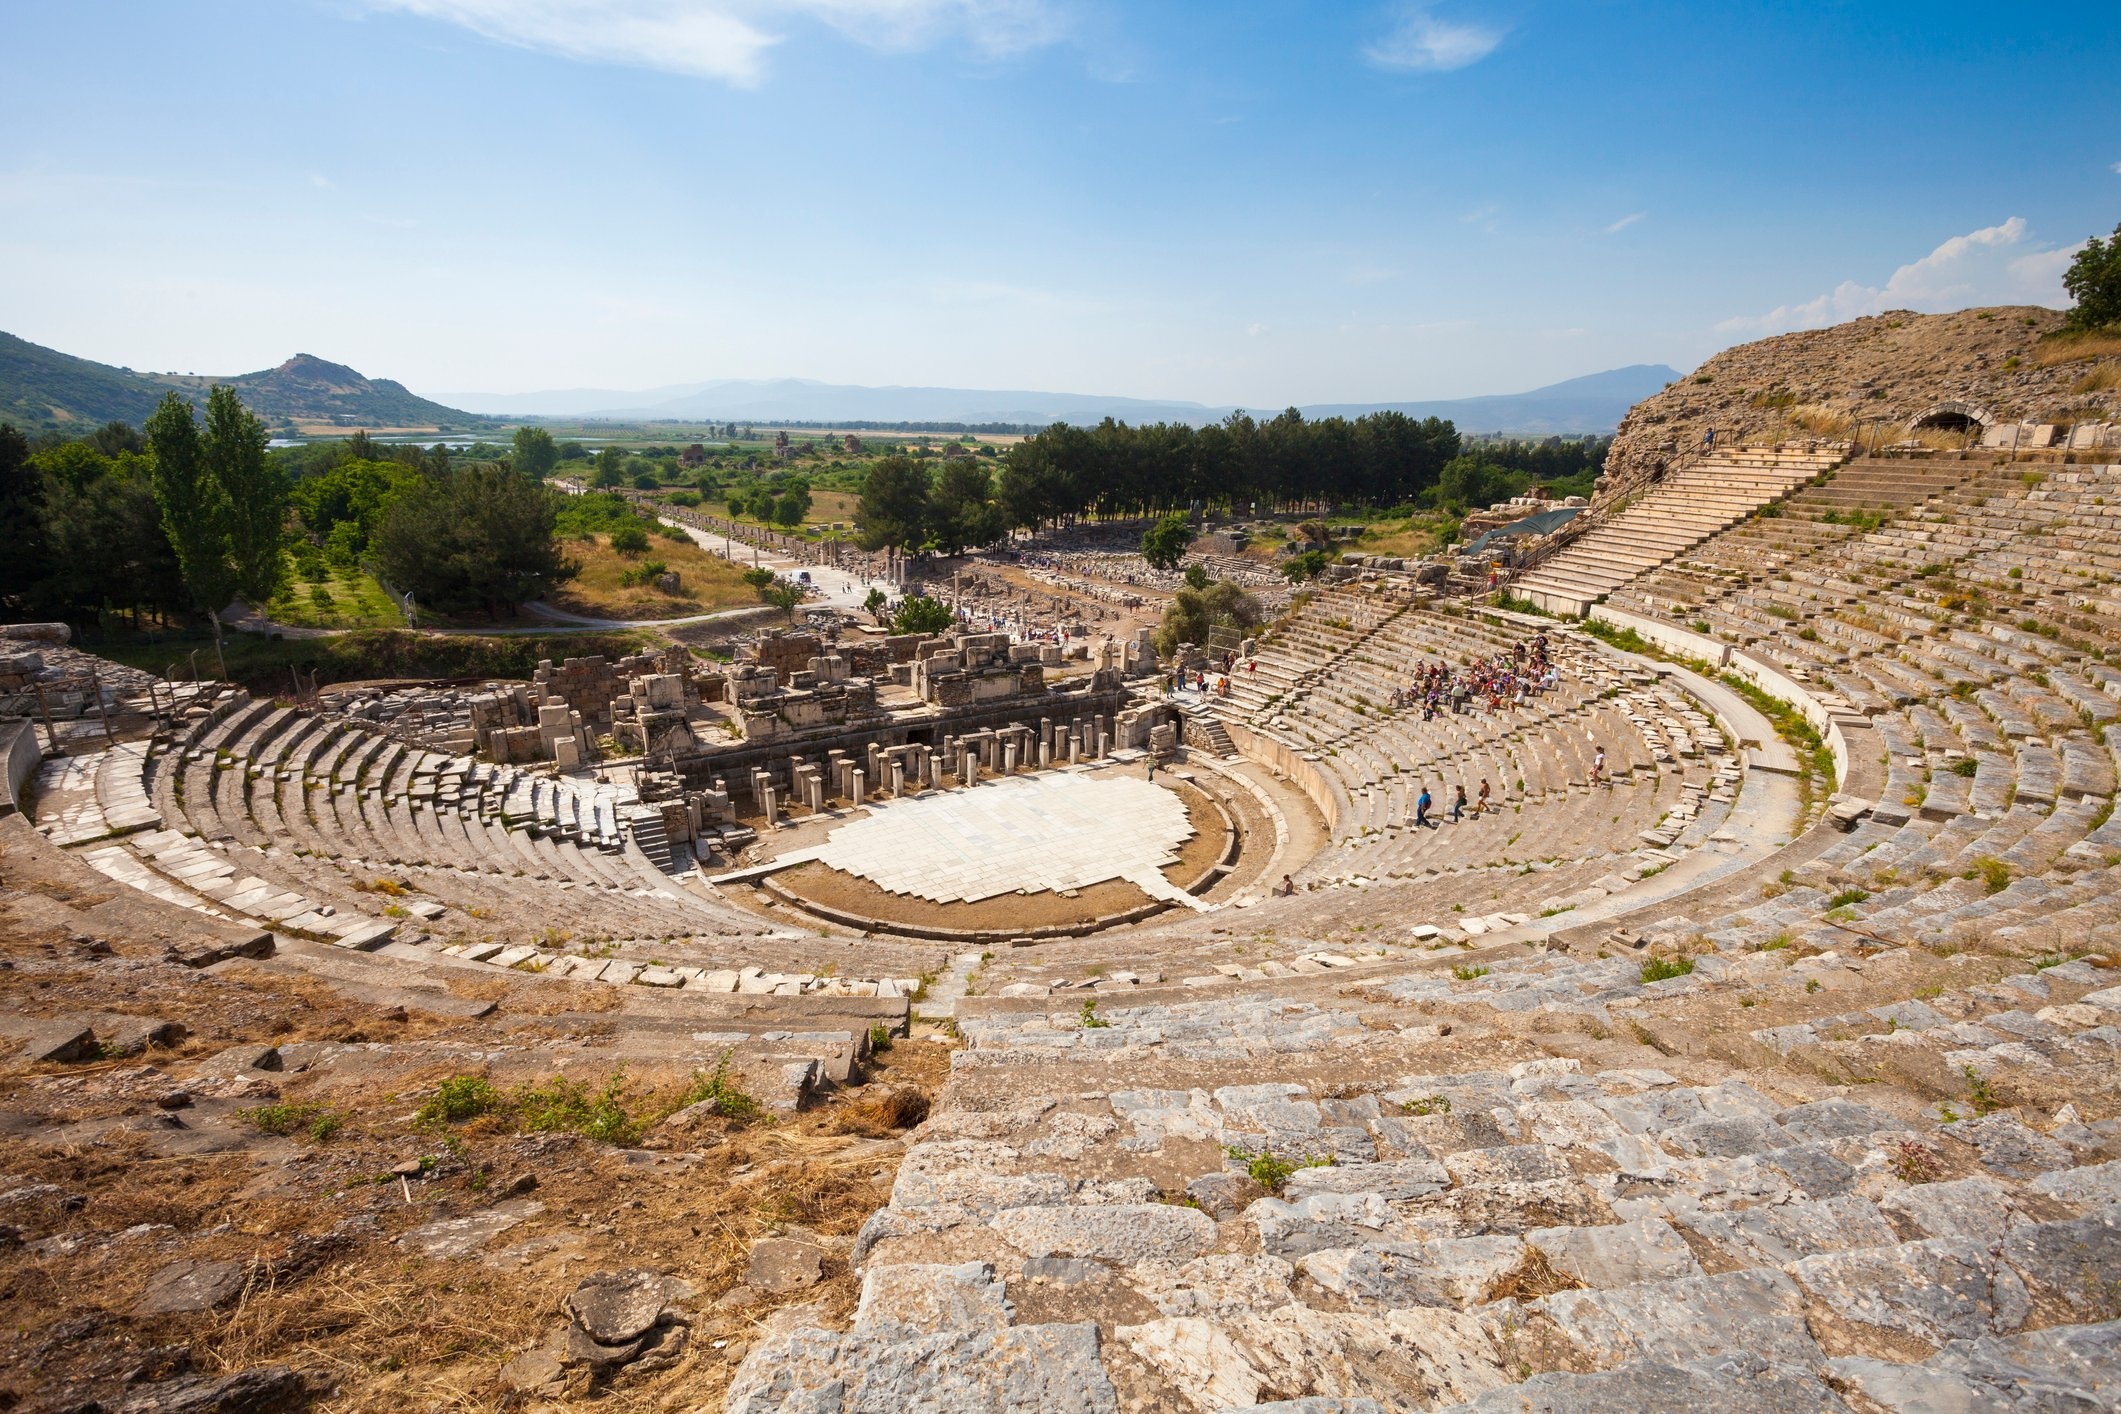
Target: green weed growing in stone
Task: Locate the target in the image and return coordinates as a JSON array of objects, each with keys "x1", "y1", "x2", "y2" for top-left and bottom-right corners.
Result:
[{"x1": 1640, "y1": 955, "x2": 1695, "y2": 984}]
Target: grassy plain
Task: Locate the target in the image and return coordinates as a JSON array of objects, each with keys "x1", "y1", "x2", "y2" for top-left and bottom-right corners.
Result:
[{"x1": 544, "y1": 529, "x2": 760, "y2": 621}]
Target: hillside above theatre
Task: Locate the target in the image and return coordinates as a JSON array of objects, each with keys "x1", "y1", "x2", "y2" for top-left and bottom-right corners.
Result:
[{"x1": 1601, "y1": 307, "x2": 2116, "y2": 500}]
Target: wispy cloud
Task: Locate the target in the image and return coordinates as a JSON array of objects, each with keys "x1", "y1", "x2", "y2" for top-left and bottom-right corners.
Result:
[
  {"x1": 355, "y1": 1, "x2": 1071, "y2": 86},
  {"x1": 2112, "y1": 160, "x2": 2121, "y2": 175},
  {"x1": 1716, "y1": 217, "x2": 2083, "y2": 337},
  {"x1": 1363, "y1": 3, "x2": 1504, "y2": 73},
  {"x1": 1603, "y1": 211, "x2": 1645, "y2": 235}
]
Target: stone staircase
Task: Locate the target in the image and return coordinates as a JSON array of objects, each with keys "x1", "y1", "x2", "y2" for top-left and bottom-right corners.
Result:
[
  {"x1": 1194, "y1": 716, "x2": 1238, "y2": 759},
  {"x1": 1515, "y1": 446, "x2": 1850, "y2": 616}
]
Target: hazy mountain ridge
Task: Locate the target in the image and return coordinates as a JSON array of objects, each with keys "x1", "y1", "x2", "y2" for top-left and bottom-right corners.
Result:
[
  {"x1": 4, "y1": 327, "x2": 1679, "y2": 437},
  {"x1": 447, "y1": 364, "x2": 1681, "y2": 433}
]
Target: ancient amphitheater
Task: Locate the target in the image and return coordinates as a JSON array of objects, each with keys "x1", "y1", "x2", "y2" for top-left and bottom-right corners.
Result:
[{"x1": 5, "y1": 322, "x2": 2121, "y2": 1411}]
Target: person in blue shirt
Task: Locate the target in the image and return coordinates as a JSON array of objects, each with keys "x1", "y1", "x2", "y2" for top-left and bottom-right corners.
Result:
[{"x1": 1415, "y1": 787, "x2": 1432, "y2": 828}]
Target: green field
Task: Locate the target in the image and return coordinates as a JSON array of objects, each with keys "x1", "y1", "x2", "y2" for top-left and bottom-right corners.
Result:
[{"x1": 266, "y1": 560, "x2": 408, "y2": 630}]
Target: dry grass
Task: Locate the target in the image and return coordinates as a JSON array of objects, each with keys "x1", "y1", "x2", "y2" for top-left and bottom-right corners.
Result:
[
  {"x1": 1785, "y1": 403, "x2": 1856, "y2": 438},
  {"x1": 545, "y1": 531, "x2": 758, "y2": 621},
  {"x1": 829, "y1": 1085, "x2": 931, "y2": 1136},
  {"x1": 2072, "y1": 361, "x2": 2121, "y2": 395},
  {"x1": 1484, "y1": 1245, "x2": 1583, "y2": 1301},
  {"x1": 2032, "y1": 329, "x2": 2121, "y2": 367},
  {"x1": 1900, "y1": 425, "x2": 1979, "y2": 452}
]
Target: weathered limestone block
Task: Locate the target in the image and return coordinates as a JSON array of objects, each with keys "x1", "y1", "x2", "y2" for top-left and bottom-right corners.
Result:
[
  {"x1": 992, "y1": 1203, "x2": 1217, "y2": 1263},
  {"x1": 1525, "y1": 1217, "x2": 1702, "y2": 1289},
  {"x1": 726, "y1": 1263, "x2": 1120, "y2": 1413},
  {"x1": 1790, "y1": 1237, "x2": 2029, "y2": 1347}
]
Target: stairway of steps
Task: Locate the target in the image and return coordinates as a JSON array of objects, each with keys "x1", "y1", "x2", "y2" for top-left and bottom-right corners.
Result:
[{"x1": 1514, "y1": 445, "x2": 1851, "y2": 615}]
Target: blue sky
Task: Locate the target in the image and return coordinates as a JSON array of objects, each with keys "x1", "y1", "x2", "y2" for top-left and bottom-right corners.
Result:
[{"x1": 2, "y1": 1, "x2": 2116, "y2": 408}]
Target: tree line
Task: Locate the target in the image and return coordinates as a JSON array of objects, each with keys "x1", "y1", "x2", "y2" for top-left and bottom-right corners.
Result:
[
  {"x1": 851, "y1": 411, "x2": 1610, "y2": 557},
  {"x1": 0, "y1": 392, "x2": 292, "y2": 648},
  {"x1": 994, "y1": 410, "x2": 1465, "y2": 525},
  {"x1": 0, "y1": 400, "x2": 584, "y2": 641}
]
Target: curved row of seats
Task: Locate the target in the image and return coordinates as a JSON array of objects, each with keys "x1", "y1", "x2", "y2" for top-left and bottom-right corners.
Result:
[
  {"x1": 1589, "y1": 459, "x2": 2121, "y2": 955},
  {"x1": 63, "y1": 696, "x2": 773, "y2": 949}
]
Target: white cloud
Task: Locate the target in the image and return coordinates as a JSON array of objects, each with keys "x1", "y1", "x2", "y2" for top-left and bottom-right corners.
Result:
[
  {"x1": 1364, "y1": 4, "x2": 1504, "y2": 73},
  {"x1": 1603, "y1": 211, "x2": 1645, "y2": 235},
  {"x1": 2112, "y1": 160, "x2": 2121, "y2": 175},
  {"x1": 1716, "y1": 217, "x2": 2084, "y2": 336},
  {"x1": 356, "y1": 0, "x2": 1069, "y2": 85}
]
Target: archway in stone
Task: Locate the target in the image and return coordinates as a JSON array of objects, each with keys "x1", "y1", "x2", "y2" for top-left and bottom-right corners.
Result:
[{"x1": 1908, "y1": 400, "x2": 1994, "y2": 436}]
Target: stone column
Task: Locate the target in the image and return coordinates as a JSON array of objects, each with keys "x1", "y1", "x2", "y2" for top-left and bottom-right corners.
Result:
[
  {"x1": 1096, "y1": 727, "x2": 1109, "y2": 759},
  {"x1": 807, "y1": 776, "x2": 824, "y2": 815},
  {"x1": 1039, "y1": 737, "x2": 1052, "y2": 769},
  {"x1": 1069, "y1": 733, "x2": 1081, "y2": 765},
  {"x1": 1004, "y1": 740, "x2": 1019, "y2": 775},
  {"x1": 1040, "y1": 718, "x2": 1053, "y2": 757},
  {"x1": 763, "y1": 785, "x2": 779, "y2": 828},
  {"x1": 962, "y1": 747, "x2": 978, "y2": 785},
  {"x1": 852, "y1": 769, "x2": 865, "y2": 808},
  {"x1": 891, "y1": 760, "x2": 906, "y2": 797}
]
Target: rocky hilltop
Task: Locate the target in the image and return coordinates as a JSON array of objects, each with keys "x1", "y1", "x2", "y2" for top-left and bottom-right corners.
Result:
[
  {"x1": 0, "y1": 332, "x2": 489, "y2": 434},
  {"x1": 1600, "y1": 306, "x2": 2116, "y2": 502}
]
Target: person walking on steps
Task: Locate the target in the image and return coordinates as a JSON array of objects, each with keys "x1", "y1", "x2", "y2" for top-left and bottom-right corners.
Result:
[
  {"x1": 1415, "y1": 787, "x2": 1433, "y2": 829},
  {"x1": 1478, "y1": 778, "x2": 1491, "y2": 815},
  {"x1": 1593, "y1": 745, "x2": 1607, "y2": 787},
  {"x1": 1451, "y1": 784, "x2": 1466, "y2": 823}
]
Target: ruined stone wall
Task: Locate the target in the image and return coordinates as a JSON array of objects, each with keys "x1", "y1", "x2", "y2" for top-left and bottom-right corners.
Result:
[{"x1": 670, "y1": 683, "x2": 1129, "y2": 795}]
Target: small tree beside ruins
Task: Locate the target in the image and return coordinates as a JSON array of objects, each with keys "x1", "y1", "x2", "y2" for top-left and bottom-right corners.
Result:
[
  {"x1": 892, "y1": 594, "x2": 955, "y2": 636},
  {"x1": 1140, "y1": 512, "x2": 1193, "y2": 572},
  {"x1": 761, "y1": 577, "x2": 806, "y2": 623},
  {"x1": 1155, "y1": 579, "x2": 1261, "y2": 657}
]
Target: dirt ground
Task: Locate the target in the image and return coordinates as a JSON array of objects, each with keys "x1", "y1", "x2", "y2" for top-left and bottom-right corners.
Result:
[{"x1": 0, "y1": 893, "x2": 951, "y2": 1414}]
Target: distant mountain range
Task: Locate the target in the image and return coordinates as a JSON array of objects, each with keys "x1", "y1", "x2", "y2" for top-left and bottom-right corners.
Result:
[
  {"x1": 2, "y1": 327, "x2": 1679, "y2": 438},
  {"x1": 446, "y1": 364, "x2": 1683, "y2": 435},
  {"x1": 0, "y1": 331, "x2": 488, "y2": 433}
]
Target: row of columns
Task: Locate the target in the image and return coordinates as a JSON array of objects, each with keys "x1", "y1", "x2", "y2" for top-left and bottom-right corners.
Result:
[{"x1": 743, "y1": 712, "x2": 1121, "y2": 826}]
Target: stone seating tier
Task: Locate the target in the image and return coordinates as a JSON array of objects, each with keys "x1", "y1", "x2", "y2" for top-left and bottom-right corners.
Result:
[{"x1": 727, "y1": 934, "x2": 2121, "y2": 1410}]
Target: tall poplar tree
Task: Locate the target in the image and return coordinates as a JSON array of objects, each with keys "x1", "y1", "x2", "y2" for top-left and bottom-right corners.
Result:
[
  {"x1": 145, "y1": 393, "x2": 238, "y2": 665},
  {"x1": 204, "y1": 385, "x2": 288, "y2": 607}
]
